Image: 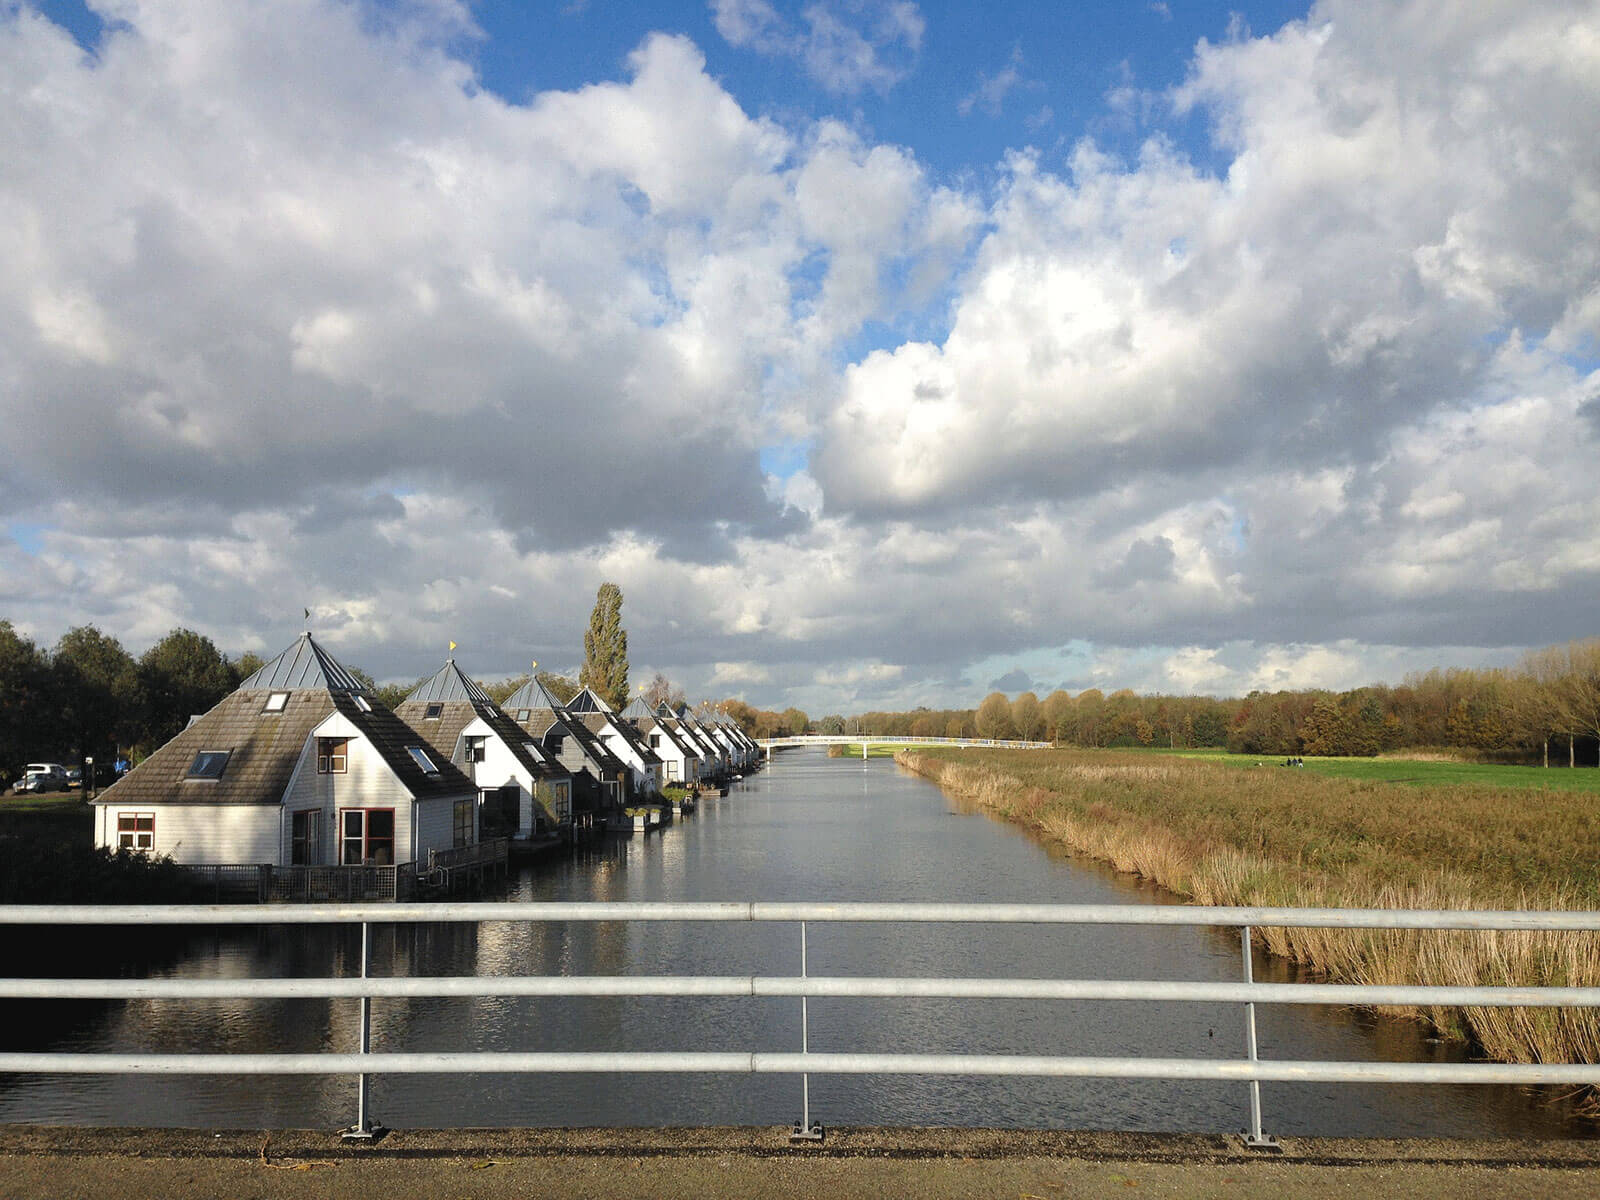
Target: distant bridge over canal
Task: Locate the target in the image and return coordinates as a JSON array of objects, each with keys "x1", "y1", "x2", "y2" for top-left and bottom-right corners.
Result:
[{"x1": 756, "y1": 735, "x2": 1053, "y2": 760}]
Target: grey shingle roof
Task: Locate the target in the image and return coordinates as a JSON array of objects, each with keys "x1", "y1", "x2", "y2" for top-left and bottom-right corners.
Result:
[
  {"x1": 398, "y1": 659, "x2": 568, "y2": 784},
  {"x1": 97, "y1": 635, "x2": 472, "y2": 808},
  {"x1": 579, "y1": 713, "x2": 662, "y2": 766}
]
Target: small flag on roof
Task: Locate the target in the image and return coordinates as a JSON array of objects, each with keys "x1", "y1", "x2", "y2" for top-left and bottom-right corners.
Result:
[{"x1": 449, "y1": 641, "x2": 457, "y2": 652}]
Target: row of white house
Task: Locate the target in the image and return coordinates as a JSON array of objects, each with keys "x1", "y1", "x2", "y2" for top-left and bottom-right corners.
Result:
[{"x1": 92, "y1": 633, "x2": 761, "y2": 873}]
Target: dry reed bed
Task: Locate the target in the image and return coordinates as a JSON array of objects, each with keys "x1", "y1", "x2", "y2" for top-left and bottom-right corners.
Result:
[{"x1": 897, "y1": 748, "x2": 1600, "y2": 1067}]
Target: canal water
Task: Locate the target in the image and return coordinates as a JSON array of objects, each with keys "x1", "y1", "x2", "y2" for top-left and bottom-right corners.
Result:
[{"x1": 1, "y1": 748, "x2": 1591, "y2": 1135}]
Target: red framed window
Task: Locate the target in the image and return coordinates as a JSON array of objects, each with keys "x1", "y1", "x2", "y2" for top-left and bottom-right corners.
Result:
[
  {"x1": 117, "y1": 812, "x2": 154, "y2": 851},
  {"x1": 340, "y1": 808, "x2": 395, "y2": 865}
]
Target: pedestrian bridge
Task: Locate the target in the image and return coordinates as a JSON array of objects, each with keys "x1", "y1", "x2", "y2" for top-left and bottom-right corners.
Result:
[{"x1": 757, "y1": 734, "x2": 1053, "y2": 759}]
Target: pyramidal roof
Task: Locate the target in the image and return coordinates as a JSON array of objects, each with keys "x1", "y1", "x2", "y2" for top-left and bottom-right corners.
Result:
[
  {"x1": 237, "y1": 633, "x2": 366, "y2": 693},
  {"x1": 621, "y1": 697, "x2": 655, "y2": 720},
  {"x1": 564, "y1": 687, "x2": 615, "y2": 715},
  {"x1": 504, "y1": 676, "x2": 570, "y2": 712},
  {"x1": 405, "y1": 658, "x2": 495, "y2": 707}
]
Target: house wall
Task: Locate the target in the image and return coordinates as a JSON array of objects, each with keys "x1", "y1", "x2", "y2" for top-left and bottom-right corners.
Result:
[
  {"x1": 414, "y1": 794, "x2": 469, "y2": 863},
  {"x1": 280, "y1": 713, "x2": 423, "y2": 865},
  {"x1": 467, "y1": 723, "x2": 539, "y2": 837},
  {"x1": 98, "y1": 803, "x2": 280, "y2": 864}
]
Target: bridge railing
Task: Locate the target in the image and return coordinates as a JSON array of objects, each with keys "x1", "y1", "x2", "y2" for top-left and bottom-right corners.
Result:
[
  {"x1": 758, "y1": 735, "x2": 1053, "y2": 749},
  {"x1": 3, "y1": 901, "x2": 1599, "y2": 1145}
]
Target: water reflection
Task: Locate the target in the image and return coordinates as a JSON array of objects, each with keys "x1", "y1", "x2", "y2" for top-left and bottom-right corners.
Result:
[{"x1": 0, "y1": 749, "x2": 1593, "y2": 1135}]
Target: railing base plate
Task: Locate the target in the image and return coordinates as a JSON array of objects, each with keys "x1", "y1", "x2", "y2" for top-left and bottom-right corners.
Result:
[
  {"x1": 1241, "y1": 1132, "x2": 1282, "y2": 1153},
  {"x1": 790, "y1": 1122, "x2": 825, "y2": 1143},
  {"x1": 340, "y1": 1124, "x2": 386, "y2": 1143}
]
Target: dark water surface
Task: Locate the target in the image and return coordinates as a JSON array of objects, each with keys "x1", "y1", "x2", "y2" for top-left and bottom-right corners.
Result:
[{"x1": 2, "y1": 749, "x2": 1591, "y2": 1136}]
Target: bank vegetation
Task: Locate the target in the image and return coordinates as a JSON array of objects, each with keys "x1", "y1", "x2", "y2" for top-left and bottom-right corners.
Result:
[{"x1": 898, "y1": 746, "x2": 1600, "y2": 1069}]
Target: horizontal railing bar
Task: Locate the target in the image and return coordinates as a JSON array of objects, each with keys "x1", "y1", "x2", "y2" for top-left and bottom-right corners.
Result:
[
  {"x1": 5, "y1": 975, "x2": 1600, "y2": 1008},
  {"x1": 3, "y1": 1051, "x2": 1598, "y2": 1084},
  {"x1": 5, "y1": 901, "x2": 1600, "y2": 930}
]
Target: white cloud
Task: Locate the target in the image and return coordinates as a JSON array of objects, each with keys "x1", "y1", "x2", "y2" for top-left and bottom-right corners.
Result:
[
  {"x1": 4, "y1": 0, "x2": 1599, "y2": 716},
  {"x1": 958, "y1": 47, "x2": 1027, "y2": 117},
  {"x1": 711, "y1": 0, "x2": 924, "y2": 94}
]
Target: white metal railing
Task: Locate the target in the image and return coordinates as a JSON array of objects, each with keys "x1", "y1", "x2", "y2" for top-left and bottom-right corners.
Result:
[
  {"x1": 759, "y1": 735, "x2": 1054, "y2": 750},
  {"x1": 4, "y1": 901, "x2": 1600, "y2": 1145}
]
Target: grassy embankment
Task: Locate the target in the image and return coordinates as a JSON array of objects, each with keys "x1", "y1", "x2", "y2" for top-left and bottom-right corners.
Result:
[
  {"x1": 897, "y1": 746, "x2": 1600, "y2": 1068},
  {"x1": 827, "y1": 743, "x2": 911, "y2": 758}
]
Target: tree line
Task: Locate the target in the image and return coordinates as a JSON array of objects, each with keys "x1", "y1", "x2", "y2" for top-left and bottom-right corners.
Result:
[
  {"x1": 0, "y1": 583, "x2": 647, "y2": 787},
  {"x1": 713, "y1": 638, "x2": 1600, "y2": 765}
]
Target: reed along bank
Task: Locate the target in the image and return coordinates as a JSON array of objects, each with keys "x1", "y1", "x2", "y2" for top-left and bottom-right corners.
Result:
[{"x1": 896, "y1": 747, "x2": 1600, "y2": 1072}]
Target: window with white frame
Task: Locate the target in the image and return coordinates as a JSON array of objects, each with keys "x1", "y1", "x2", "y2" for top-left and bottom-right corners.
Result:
[
  {"x1": 263, "y1": 692, "x2": 289, "y2": 713},
  {"x1": 117, "y1": 812, "x2": 154, "y2": 851},
  {"x1": 340, "y1": 808, "x2": 395, "y2": 865},
  {"x1": 317, "y1": 737, "x2": 348, "y2": 774}
]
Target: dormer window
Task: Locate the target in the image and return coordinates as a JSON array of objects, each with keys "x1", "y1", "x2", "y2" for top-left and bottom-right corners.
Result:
[
  {"x1": 407, "y1": 746, "x2": 439, "y2": 774},
  {"x1": 186, "y1": 750, "x2": 231, "y2": 780},
  {"x1": 465, "y1": 735, "x2": 486, "y2": 764},
  {"x1": 263, "y1": 692, "x2": 289, "y2": 713},
  {"x1": 424, "y1": 703, "x2": 443, "y2": 720},
  {"x1": 317, "y1": 737, "x2": 349, "y2": 774}
]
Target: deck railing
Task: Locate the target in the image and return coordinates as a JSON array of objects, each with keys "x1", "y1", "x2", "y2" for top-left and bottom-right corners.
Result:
[
  {"x1": 181, "y1": 863, "x2": 409, "y2": 903},
  {"x1": 3, "y1": 901, "x2": 1600, "y2": 1145}
]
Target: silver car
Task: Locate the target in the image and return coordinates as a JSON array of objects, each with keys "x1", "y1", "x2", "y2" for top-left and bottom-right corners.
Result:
[{"x1": 14, "y1": 763, "x2": 70, "y2": 794}]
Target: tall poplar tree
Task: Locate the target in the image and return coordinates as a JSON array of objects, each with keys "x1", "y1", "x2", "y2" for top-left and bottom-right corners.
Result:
[{"x1": 579, "y1": 582, "x2": 629, "y2": 711}]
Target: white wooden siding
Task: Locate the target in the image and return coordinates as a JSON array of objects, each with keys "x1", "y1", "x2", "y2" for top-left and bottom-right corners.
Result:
[
  {"x1": 414, "y1": 795, "x2": 468, "y2": 862},
  {"x1": 102, "y1": 804, "x2": 280, "y2": 864}
]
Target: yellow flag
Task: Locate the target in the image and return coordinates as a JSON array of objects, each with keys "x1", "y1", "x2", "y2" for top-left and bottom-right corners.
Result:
[{"x1": 449, "y1": 641, "x2": 457, "y2": 652}]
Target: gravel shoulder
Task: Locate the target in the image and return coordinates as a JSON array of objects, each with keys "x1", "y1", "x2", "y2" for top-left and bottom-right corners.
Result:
[{"x1": 6, "y1": 1127, "x2": 1600, "y2": 1200}]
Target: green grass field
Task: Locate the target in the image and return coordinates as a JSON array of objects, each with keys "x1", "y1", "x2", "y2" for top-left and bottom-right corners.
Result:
[
  {"x1": 1157, "y1": 747, "x2": 1600, "y2": 793},
  {"x1": 826, "y1": 742, "x2": 925, "y2": 758},
  {"x1": 0, "y1": 791, "x2": 93, "y2": 841}
]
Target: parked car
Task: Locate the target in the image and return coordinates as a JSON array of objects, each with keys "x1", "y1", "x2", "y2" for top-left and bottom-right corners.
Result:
[
  {"x1": 13, "y1": 763, "x2": 70, "y2": 794},
  {"x1": 66, "y1": 767, "x2": 83, "y2": 789}
]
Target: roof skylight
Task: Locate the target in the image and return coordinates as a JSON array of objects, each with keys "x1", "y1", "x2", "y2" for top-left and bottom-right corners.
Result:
[
  {"x1": 186, "y1": 750, "x2": 231, "y2": 780},
  {"x1": 407, "y1": 746, "x2": 439, "y2": 774}
]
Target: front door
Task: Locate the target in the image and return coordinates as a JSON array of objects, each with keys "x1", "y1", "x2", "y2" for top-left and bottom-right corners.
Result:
[{"x1": 340, "y1": 808, "x2": 396, "y2": 865}]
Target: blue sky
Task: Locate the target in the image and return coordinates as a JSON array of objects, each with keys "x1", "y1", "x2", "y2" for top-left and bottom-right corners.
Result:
[
  {"x1": 4, "y1": 0, "x2": 1598, "y2": 712},
  {"x1": 461, "y1": 1, "x2": 1307, "y2": 179}
]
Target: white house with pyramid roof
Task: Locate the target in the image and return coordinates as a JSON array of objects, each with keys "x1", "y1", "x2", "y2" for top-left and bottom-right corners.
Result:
[
  {"x1": 92, "y1": 633, "x2": 480, "y2": 882},
  {"x1": 563, "y1": 687, "x2": 664, "y2": 796},
  {"x1": 394, "y1": 657, "x2": 574, "y2": 843},
  {"x1": 621, "y1": 697, "x2": 701, "y2": 785}
]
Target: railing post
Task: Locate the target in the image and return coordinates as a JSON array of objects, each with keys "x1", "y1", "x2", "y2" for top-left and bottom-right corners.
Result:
[
  {"x1": 790, "y1": 920, "x2": 823, "y2": 1143},
  {"x1": 341, "y1": 920, "x2": 382, "y2": 1141},
  {"x1": 1240, "y1": 925, "x2": 1279, "y2": 1151}
]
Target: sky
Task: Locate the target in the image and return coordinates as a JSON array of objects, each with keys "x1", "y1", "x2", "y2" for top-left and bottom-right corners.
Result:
[{"x1": 2, "y1": 0, "x2": 1598, "y2": 714}]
